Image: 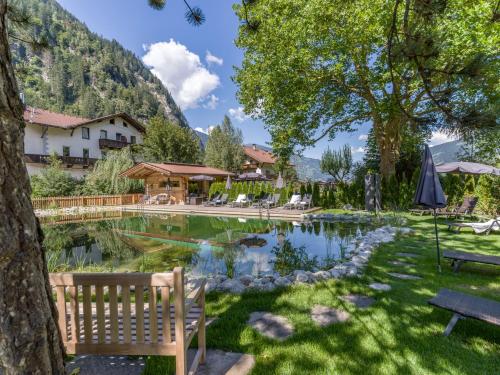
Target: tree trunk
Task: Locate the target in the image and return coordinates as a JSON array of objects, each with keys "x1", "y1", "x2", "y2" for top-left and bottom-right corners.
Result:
[
  {"x1": 373, "y1": 116, "x2": 404, "y2": 178},
  {"x1": 0, "y1": 2, "x2": 66, "y2": 374}
]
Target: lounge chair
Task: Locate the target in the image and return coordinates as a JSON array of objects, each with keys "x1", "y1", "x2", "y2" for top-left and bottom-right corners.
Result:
[
  {"x1": 443, "y1": 250, "x2": 500, "y2": 273},
  {"x1": 283, "y1": 194, "x2": 301, "y2": 210},
  {"x1": 446, "y1": 217, "x2": 500, "y2": 235},
  {"x1": 297, "y1": 194, "x2": 313, "y2": 210},
  {"x1": 428, "y1": 288, "x2": 500, "y2": 336},
  {"x1": 252, "y1": 193, "x2": 269, "y2": 208},
  {"x1": 213, "y1": 193, "x2": 229, "y2": 206},
  {"x1": 435, "y1": 196, "x2": 478, "y2": 219},
  {"x1": 203, "y1": 193, "x2": 220, "y2": 207},
  {"x1": 244, "y1": 194, "x2": 255, "y2": 207},
  {"x1": 263, "y1": 193, "x2": 280, "y2": 209},
  {"x1": 229, "y1": 194, "x2": 247, "y2": 208}
]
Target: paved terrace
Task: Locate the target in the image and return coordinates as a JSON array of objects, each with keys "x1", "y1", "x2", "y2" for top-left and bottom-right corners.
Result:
[{"x1": 122, "y1": 204, "x2": 320, "y2": 219}]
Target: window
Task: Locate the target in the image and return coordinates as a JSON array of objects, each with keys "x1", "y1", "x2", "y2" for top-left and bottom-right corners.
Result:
[
  {"x1": 100, "y1": 130, "x2": 107, "y2": 139},
  {"x1": 130, "y1": 135, "x2": 136, "y2": 144},
  {"x1": 116, "y1": 133, "x2": 122, "y2": 141},
  {"x1": 82, "y1": 127, "x2": 90, "y2": 139},
  {"x1": 110, "y1": 118, "x2": 115, "y2": 125},
  {"x1": 123, "y1": 122, "x2": 128, "y2": 128},
  {"x1": 83, "y1": 148, "x2": 89, "y2": 159},
  {"x1": 63, "y1": 146, "x2": 70, "y2": 157}
]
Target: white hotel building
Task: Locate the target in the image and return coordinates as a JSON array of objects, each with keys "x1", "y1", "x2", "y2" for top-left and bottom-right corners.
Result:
[{"x1": 23, "y1": 107, "x2": 145, "y2": 178}]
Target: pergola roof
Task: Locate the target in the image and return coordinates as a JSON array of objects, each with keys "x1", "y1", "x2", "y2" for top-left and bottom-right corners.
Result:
[{"x1": 119, "y1": 162, "x2": 234, "y2": 179}]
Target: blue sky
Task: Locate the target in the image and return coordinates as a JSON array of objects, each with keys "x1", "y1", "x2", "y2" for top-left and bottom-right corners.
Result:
[{"x1": 58, "y1": 0, "x2": 450, "y2": 160}]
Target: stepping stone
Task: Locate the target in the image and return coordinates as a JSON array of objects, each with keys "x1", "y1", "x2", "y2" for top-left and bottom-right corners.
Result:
[
  {"x1": 396, "y1": 252, "x2": 420, "y2": 258},
  {"x1": 188, "y1": 349, "x2": 255, "y2": 375},
  {"x1": 389, "y1": 260, "x2": 414, "y2": 267},
  {"x1": 369, "y1": 282, "x2": 392, "y2": 291},
  {"x1": 311, "y1": 305, "x2": 350, "y2": 326},
  {"x1": 339, "y1": 294, "x2": 376, "y2": 308},
  {"x1": 388, "y1": 272, "x2": 422, "y2": 280},
  {"x1": 247, "y1": 312, "x2": 294, "y2": 341}
]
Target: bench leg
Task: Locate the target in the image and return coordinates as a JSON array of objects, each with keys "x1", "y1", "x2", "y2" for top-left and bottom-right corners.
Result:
[
  {"x1": 452, "y1": 260, "x2": 464, "y2": 273},
  {"x1": 443, "y1": 313, "x2": 464, "y2": 336},
  {"x1": 199, "y1": 289, "x2": 206, "y2": 364}
]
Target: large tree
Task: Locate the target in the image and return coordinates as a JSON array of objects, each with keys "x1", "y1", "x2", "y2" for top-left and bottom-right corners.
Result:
[
  {"x1": 234, "y1": 0, "x2": 498, "y2": 177},
  {"x1": 204, "y1": 115, "x2": 245, "y2": 173},
  {"x1": 141, "y1": 115, "x2": 202, "y2": 164},
  {"x1": 0, "y1": 1, "x2": 203, "y2": 372}
]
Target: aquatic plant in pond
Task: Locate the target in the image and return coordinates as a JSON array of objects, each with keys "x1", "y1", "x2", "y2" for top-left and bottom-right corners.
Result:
[{"x1": 271, "y1": 240, "x2": 318, "y2": 276}]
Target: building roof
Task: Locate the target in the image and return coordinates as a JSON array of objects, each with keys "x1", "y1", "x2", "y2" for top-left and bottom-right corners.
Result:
[
  {"x1": 120, "y1": 162, "x2": 234, "y2": 179},
  {"x1": 243, "y1": 146, "x2": 277, "y2": 164},
  {"x1": 23, "y1": 107, "x2": 145, "y2": 133}
]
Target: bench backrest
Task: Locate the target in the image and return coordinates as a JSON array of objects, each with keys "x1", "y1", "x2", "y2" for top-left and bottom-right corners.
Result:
[{"x1": 49, "y1": 268, "x2": 185, "y2": 355}]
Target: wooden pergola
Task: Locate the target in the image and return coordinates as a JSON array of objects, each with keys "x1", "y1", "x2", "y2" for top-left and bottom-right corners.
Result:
[{"x1": 120, "y1": 162, "x2": 233, "y2": 204}]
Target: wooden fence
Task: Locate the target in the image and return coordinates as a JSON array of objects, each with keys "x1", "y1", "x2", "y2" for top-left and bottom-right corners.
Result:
[{"x1": 32, "y1": 194, "x2": 142, "y2": 210}]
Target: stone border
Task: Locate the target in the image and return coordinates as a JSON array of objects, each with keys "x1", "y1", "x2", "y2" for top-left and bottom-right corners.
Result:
[
  {"x1": 189, "y1": 225, "x2": 413, "y2": 294},
  {"x1": 35, "y1": 205, "x2": 122, "y2": 217},
  {"x1": 304, "y1": 212, "x2": 408, "y2": 225}
]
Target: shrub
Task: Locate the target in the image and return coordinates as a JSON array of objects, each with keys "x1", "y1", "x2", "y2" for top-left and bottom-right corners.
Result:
[
  {"x1": 475, "y1": 175, "x2": 500, "y2": 215},
  {"x1": 31, "y1": 154, "x2": 80, "y2": 197}
]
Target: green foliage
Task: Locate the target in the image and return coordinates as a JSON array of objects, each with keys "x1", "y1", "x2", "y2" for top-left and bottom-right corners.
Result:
[
  {"x1": 312, "y1": 182, "x2": 320, "y2": 206},
  {"x1": 475, "y1": 175, "x2": 500, "y2": 215},
  {"x1": 204, "y1": 116, "x2": 244, "y2": 173},
  {"x1": 30, "y1": 154, "x2": 80, "y2": 197},
  {"x1": 271, "y1": 240, "x2": 318, "y2": 276},
  {"x1": 82, "y1": 147, "x2": 143, "y2": 195},
  {"x1": 140, "y1": 116, "x2": 202, "y2": 164},
  {"x1": 320, "y1": 145, "x2": 353, "y2": 183},
  {"x1": 10, "y1": 0, "x2": 187, "y2": 125}
]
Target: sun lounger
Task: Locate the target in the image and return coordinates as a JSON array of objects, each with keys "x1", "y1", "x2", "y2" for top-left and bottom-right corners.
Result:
[
  {"x1": 213, "y1": 193, "x2": 229, "y2": 206},
  {"x1": 428, "y1": 288, "x2": 500, "y2": 336},
  {"x1": 203, "y1": 193, "x2": 220, "y2": 206},
  {"x1": 297, "y1": 194, "x2": 312, "y2": 210},
  {"x1": 283, "y1": 194, "x2": 301, "y2": 210},
  {"x1": 252, "y1": 193, "x2": 269, "y2": 208},
  {"x1": 263, "y1": 193, "x2": 280, "y2": 209},
  {"x1": 446, "y1": 217, "x2": 500, "y2": 235},
  {"x1": 443, "y1": 250, "x2": 500, "y2": 273},
  {"x1": 435, "y1": 196, "x2": 478, "y2": 219},
  {"x1": 230, "y1": 194, "x2": 247, "y2": 208}
]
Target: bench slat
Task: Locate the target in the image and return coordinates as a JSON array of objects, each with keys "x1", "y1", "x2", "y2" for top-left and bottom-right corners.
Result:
[
  {"x1": 56, "y1": 286, "x2": 67, "y2": 342},
  {"x1": 95, "y1": 286, "x2": 105, "y2": 343},
  {"x1": 109, "y1": 285, "x2": 119, "y2": 343},
  {"x1": 429, "y1": 288, "x2": 500, "y2": 325},
  {"x1": 69, "y1": 286, "x2": 80, "y2": 344},
  {"x1": 149, "y1": 286, "x2": 158, "y2": 343},
  {"x1": 162, "y1": 286, "x2": 171, "y2": 343},
  {"x1": 82, "y1": 286, "x2": 92, "y2": 344},
  {"x1": 135, "y1": 286, "x2": 145, "y2": 344},
  {"x1": 122, "y1": 286, "x2": 131, "y2": 344}
]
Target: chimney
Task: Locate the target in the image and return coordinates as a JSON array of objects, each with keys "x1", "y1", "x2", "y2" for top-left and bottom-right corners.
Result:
[{"x1": 252, "y1": 144, "x2": 257, "y2": 151}]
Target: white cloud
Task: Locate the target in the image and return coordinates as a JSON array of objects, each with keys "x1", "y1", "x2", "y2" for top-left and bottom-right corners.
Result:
[
  {"x1": 205, "y1": 51, "x2": 223, "y2": 66},
  {"x1": 194, "y1": 126, "x2": 215, "y2": 135},
  {"x1": 358, "y1": 134, "x2": 368, "y2": 141},
  {"x1": 351, "y1": 146, "x2": 366, "y2": 154},
  {"x1": 202, "y1": 94, "x2": 219, "y2": 110},
  {"x1": 142, "y1": 39, "x2": 220, "y2": 110},
  {"x1": 228, "y1": 106, "x2": 250, "y2": 122},
  {"x1": 429, "y1": 131, "x2": 458, "y2": 146}
]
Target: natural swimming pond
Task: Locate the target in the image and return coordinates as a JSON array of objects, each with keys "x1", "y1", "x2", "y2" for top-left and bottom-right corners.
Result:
[{"x1": 43, "y1": 212, "x2": 376, "y2": 278}]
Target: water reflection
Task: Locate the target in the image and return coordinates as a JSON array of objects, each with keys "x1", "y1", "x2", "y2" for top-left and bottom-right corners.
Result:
[{"x1": 43, "y1": 212, "x2": 374, "y2": 277}]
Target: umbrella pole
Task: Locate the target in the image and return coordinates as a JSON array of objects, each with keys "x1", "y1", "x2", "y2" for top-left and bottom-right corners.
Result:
[{"x1": 433, "y1": 209, "x2": 442, "y2": 272}]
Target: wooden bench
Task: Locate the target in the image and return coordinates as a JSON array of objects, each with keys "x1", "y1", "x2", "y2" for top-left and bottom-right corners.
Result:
[
  {"x1": 428, "y1": 288, "x2": 500, "y2": 336},
  {"x1": 49, "y1": 267, "x2": 206, "y2": 375},
  {"x1": 443, "y1": 250, "x2": 500, "y2": 272}
]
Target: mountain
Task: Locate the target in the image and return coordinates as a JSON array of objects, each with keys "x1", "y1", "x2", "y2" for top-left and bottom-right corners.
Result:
[
  {"x1": 10, "y1": 0, "x2": 188, "y2": 127},
  {"x1": 430, "y1": 140, "x2": 464, "y2": 165}
]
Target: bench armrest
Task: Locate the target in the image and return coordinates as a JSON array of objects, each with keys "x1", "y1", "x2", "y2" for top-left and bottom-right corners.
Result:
[{"x1": 185, "y1": 279, "x2": 206, "y2": 313}]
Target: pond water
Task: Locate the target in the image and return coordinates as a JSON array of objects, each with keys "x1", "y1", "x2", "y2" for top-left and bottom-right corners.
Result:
[{"x1": 43, "y1": 212, "x2": 375, "y2": 278}]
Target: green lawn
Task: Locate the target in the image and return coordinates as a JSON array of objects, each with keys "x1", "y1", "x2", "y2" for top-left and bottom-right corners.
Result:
[{"x1": 144, "y1": 214, "x2": 500, "y2": 375}]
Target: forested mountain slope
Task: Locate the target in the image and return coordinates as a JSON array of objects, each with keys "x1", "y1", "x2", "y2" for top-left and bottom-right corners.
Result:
[{"x1": 10, "y1": 0, "x2": 188, "y2": 126}]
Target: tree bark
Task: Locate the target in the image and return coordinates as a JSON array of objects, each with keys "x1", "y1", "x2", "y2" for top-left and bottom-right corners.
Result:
[
  {"x1": 0, "y1": 2, "x2": 66, "y2": 374},
  {"x1": 373, "y1": 115, "x2": 404, "y2": 178}
]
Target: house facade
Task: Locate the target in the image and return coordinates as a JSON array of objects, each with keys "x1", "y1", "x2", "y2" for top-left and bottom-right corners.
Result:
[
  {"x1": 23, "y1": 107, "x2": 145, "y2": 178},
  {"x1": 242, "y1": 144, "x2": 278, "y2": 178}
]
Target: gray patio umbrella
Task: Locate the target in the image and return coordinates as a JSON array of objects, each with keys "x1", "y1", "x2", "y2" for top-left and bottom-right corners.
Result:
[
  {"x1": 236, "y1": 172, "x2": 270, "y2": 181},
  {"x1": 189, "y1": 175, "x2": 215, "y2": 181},
  {"x1": 225, "y1": 175, "x2": 232, "y2": 190},
  {"x1": 414, "y1": 145, "x2": 447, "y2": 272},
  {"x1": 276, "y1": 172, "x2": 284, "y2": 189},
  {"x1": 436, "y1": 162, "x2": 500, "y2": 176}
]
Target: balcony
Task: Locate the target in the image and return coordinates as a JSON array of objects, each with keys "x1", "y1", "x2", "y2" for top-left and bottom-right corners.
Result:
[
  {"x1": 25, "y1": 154, "x2": 98, "y2": 167},
  {"x1": 99, "y1": 138, "x2": 129, "y2": 149}
]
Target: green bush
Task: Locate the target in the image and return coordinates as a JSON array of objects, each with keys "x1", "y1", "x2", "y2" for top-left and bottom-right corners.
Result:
[
  {"x1": 475, "y1": 175, "x2": 500, "y2": 215},
  {"x1": 31, "y1": 154, "x2": 80, "y2": 197}
]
